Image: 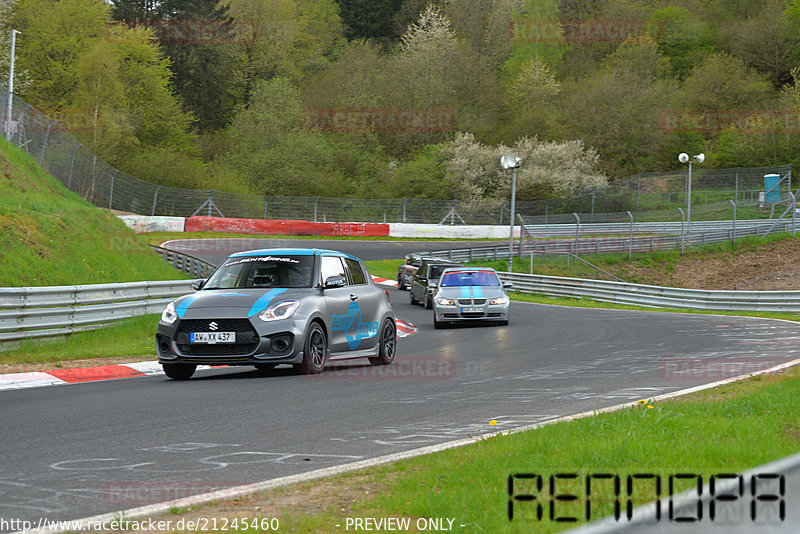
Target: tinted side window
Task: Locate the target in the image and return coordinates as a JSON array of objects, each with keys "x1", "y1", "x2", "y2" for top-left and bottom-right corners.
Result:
[
  {"x1": 321, "y1": 256, "x2": 347, "y2": 283},
  {"x1": 344, "y1": 258, "x2": 367, "y2": 285}
]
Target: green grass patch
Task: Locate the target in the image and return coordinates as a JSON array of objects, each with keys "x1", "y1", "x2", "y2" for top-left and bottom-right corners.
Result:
[
  {"x1": 0, "y1": 314, "x2": 158, "y2": 364},
  {"x1": 256, "y1": 371, "x2": 800, "y2": 532},
  {"x1": 0, "y1": 138, "x2": 187, "y2": 286},
  {"x1": 364, "y1": 259, "x2": 402, "y2": 281},
  {"x1": 469, "y1": 232, "x2": 800, "y2": 284}
]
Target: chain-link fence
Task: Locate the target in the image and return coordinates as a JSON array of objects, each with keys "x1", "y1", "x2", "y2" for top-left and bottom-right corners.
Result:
[{"x1": 1, "y1": 86, "x2": 792, "y2": 225}]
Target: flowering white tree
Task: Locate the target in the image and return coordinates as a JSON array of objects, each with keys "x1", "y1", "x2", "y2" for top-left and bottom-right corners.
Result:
[{"x1": 445, "y1": 132, "x2": 607, "y2": 201}]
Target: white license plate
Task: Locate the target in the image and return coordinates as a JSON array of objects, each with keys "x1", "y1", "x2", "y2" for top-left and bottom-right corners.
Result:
[
  {"x1": 190, "y1": 332, "x2": 235, "y2": 344},
  {"x1": 461, "y1": 307, "x2": 481, "y2": 313}
]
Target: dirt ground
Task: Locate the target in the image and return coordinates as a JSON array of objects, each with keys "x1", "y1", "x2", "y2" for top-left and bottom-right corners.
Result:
[{"x1": 612, "y1": 237, "x2": 800, "y2": 291}]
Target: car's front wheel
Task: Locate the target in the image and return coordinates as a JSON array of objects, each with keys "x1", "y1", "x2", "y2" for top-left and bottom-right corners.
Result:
[
  {"x1": 409, "y1": 289, "x2": 419, "y2": 305},
  {"x1": 433, "y1": 316, "x2": 448, "y2": 329},
  {"x1": 424, "y1": 294, "x2": 433, "y2": 309},
  {"x1": 298, "y1": 323, "x2": 327, "y2": 374},
  {"x1": 163, "y1": 363, "x2": 196, "y2": 380},
  {"x1": 397, "y1": 274, "x2": 405, "y2": 290},
  {"x1": 369, "y1": 319, "x2": 396, "y2": 366}
]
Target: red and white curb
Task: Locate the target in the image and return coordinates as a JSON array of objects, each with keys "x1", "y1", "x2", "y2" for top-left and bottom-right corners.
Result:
[
  {"x1": 0, "y1": 320, "x2": 417, "y2": 393},
  {"x1": 371, "y1": 275, "x2": 398, "y2": 287}
]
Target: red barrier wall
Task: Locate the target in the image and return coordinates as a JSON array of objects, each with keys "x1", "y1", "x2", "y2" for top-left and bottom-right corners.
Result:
[{"x1": 185, "y1": 216, "x2": 390, "y2": 237}]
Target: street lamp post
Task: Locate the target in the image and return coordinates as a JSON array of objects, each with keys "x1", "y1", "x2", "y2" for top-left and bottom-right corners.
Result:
[
  {"x1": 679, "y1": 152, "x2": 704, "y2": 240},
  {"x1": 501, "y1": 154, "x2": 522, "y2": 273},
  {"x1": 6, "y1": 29, "x2": 19, "y2": 141}
]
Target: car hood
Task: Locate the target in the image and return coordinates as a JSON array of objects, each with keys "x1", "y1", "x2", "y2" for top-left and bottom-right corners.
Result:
[
  {"x1": 173, "y1": 288, "x2": 313, "y2": 319},
  {"x1": 436, "y1": 285, "x2": 506, "y2": 299}
]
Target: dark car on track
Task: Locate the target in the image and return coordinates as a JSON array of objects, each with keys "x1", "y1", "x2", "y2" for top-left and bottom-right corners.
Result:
[
  {"x1": 432, "y1": 267, "x2": 512, "y2": 329},
  {"x1": 409, "y1": 258, "x2": 463, "y2": 309},
  {"x1": 156, "y1": 248, "x2": 396, "y2": 379},
  {"x1": 396, "y1": 252, "x2": 428, "y2": 290}
]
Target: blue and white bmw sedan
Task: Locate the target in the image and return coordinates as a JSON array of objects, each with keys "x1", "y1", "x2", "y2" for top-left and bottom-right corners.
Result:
[
  {"x1": 156, "y1": 248, "x2": 396, "y2": 379},
  {"x1": 431, "y1": 267, "x2": 512, "y2": 329}
]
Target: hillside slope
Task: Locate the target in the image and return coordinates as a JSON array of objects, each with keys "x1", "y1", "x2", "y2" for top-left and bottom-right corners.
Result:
[{"x1": 0, "y1": 139, "x2": 188, "y2": 286}]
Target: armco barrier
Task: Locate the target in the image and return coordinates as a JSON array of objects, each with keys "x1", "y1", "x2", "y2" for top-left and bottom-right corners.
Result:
[
  {"x1": 184, "y1": 216, "x2": 390, "y2": 237},
  {"x1": 0, "y1": 280, "x2": 194, "y2": 343},
  {"x1": 497, "y1": 271, "x2": 800, "y2": 312},
  {"x1": 389, "y1": 223, "x2": 516, "y2": 239}
]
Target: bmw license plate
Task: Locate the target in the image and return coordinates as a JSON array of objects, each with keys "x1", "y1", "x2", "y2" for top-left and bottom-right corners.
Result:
[
  {"x1": 190, "y1": 332, "x2": 235, "y2": 344},
  {"x1": 461, "y1": 307, "x2": 481, "y2": 313}
]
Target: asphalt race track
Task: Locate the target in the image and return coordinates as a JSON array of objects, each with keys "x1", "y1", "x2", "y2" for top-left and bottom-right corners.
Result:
[
  {"x1": 1, "y1": 240, "x2": 799, "y2": 531},
  {"x1": 159, "y1": 237, "x2": 505, "y2": 265}
]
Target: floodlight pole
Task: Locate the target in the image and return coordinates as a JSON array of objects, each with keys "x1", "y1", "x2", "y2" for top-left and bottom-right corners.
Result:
[
  {"x1": 686, "y1": 159, "x2": 692, "y2": 239},
  {"x1": 507, "y1": 165, "x2": 517, "y2": 273},
  {"x1": 6, "y1": 29, "x2": 19, "y2": 141}
]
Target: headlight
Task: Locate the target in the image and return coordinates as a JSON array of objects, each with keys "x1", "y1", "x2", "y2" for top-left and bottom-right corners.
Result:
[
  {"x1": 161, "y1": 301, "x2": 178, "y2": 324},
  {"x1": 436, "y1": 298, "x2": 455, "y2": 306},
  {"x1": 258, "y1": 300, "x2": 300, "y2": 322},
  {"x1": 490, "y1": 296, "x2": 509, "y2": 305}
]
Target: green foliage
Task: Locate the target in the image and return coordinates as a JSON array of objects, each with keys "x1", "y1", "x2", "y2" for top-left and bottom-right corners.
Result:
[
  {"x1": 0, "y1": 138, "x2": 187, "y2": 286},
  {"x1": 651, "y1": 5, "x2": 716, "y2": 78}
]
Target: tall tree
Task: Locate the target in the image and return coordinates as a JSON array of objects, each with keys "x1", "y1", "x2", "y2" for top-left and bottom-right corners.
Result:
[{"x1": 336, "y1": 0, "x2": 402, "y2": 41}]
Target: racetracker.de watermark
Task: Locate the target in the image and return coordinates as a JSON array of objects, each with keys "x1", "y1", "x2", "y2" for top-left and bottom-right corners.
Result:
[
  {"x1": 510, "y1": 19, "x2": 661, "y2": 43},
  {"x1": 302, "y1": 108, "x2": 456, "y2": 133},
  {"x1": 660, "y1": 357, "x2": 797, "y2": 381},
  {"x1": 660, "y1": 109, "x2": 800, "y2": 133},
  {"x1": 4, "y1": 108, "x2": 100, "y2": 133},
  {"x1": 305, "y1": 356, "x2": 455, "y2": 380},
  {"x1": 105, "y1": 20, "x2": 257, "y2": 45}
]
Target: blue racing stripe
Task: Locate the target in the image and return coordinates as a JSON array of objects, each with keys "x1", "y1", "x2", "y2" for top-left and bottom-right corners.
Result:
[
  {"x1": 473, "y1": 286, "x2": 483, "y2": 299},
  {"x1": 247, "y1": 288, "x2": 288, "y2": 317},
  {"x1": 175, "y1": 295, "x2": 199, "y2": 319},
  {"x1": 460, "y1": 286, "x2": 470, "y2": 298}
]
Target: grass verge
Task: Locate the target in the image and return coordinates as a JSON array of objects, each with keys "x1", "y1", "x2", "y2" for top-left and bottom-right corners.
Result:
[
  {"x1": 120, "y1": 370, "x2": 799, "y2": 533},
  {"x1": 0, "y1": 314, "x2": 158, "y2": 366}
]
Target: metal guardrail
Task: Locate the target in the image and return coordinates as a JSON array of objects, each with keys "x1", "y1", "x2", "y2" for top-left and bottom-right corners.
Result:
[
  {"x1": 424, "y1": 220, "x2": 796, "y2": 261},
  {"x1": 0, "y1": 280, "x2": 194, "y2": 343},
  {"x1": 149, "y1": 245, "x2": 217, "y2": 278},
  {"x1": 522, "y1": 218, "x2": 786, "y2": 237},
  {"x1": 497, "y1": 272, "x2": 800, "y2": 312}
]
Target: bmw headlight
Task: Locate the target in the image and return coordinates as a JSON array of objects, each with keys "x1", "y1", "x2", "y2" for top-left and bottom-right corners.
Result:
[
  {"x1": 490, "y1": 296, "x2": 509, "y2": 305},
  {"x1": 161, "y1": 301, "x2": 178, "y2": 324},
  {"x1": 258, "y1": 300, "x2": 300, "y2": 322},
  {"x1": 436, "y1": 298, "x2": 455, "y2": 306}
]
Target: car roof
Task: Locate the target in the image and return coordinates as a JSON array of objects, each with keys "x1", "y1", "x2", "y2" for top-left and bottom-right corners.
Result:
[
  {"x1": 440, "y1": 266, "x2": 497, "y2": 273},
  {"x1": 228, "y1": 248, "x2": 362, "y2": 262}
]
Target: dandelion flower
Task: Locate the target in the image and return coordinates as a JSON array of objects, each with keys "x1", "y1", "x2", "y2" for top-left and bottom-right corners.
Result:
[
  {"x1": 637, "y1": 399, "x2": 647, "y2": 405},
  {"x1": 490, "y1": 420, "x2": 497, "y2": 426}
]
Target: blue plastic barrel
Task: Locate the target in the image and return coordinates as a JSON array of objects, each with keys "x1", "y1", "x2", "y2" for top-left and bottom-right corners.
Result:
[{"x1": 764, "y1": 174, "x2": 781, "y2": 203}]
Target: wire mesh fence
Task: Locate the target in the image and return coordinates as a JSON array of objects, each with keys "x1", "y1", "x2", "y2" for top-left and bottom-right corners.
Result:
[{"x1": 1, "y1": 86, "x2": 793, "y2": 225}]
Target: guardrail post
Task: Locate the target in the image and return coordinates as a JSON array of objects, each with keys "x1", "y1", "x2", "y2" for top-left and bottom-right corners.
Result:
[
  {"x1": 729, "y1": 199, "x2": 737, "y2": 246},
  {"x1": 627, "y1": 211, "x2": 633, "y2": 260},
  {"x1": 570, "y1": 212, "x2": 580, "y2": 266},
  {"x1": 314, "y1": 196, "x2": 321, "y2": 222},
  {"x1": 264, "y1": 194, "x2": 269, "y2": 219},
  {"x1": 678, "y1": 208, "x2": 685, "y2": 254},
  {"x1": 403, "y1": 198, "x2": 408, "y2": 223},
  {"x1": 67, "y1": 143, "x2": 81, "y2": 190},
  {"x1": 791, "y1": 191, "x2": 797, "y2": 236}
]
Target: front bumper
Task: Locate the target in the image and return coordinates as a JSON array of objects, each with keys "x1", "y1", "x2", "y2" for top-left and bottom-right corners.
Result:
[
  {"x1": 156, "y1": 314, "x2": 310, "y2": 366},
  {"x1": 433, "y1": 301, "x2": 509, "y2": 323}
]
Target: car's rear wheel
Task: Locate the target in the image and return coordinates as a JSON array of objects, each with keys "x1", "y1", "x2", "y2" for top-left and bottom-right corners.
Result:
[
  {"x1": 397, "y1": 274, "x2": 405, "y2": 290},
  {"x1": 163, "y1": 363, "x2": 196, "y2": 380},
  {"x1": 369, "y1": 319, "x2": 396, "y2": 366},
  {"x1": 299, "y1": 323, "x2": 327, "y2": 374},
  {"x1": 253, "y1": 363, "x2": 276, "y2": 370}
]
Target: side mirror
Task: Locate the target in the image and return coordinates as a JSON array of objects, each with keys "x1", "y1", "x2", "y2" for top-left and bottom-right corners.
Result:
[
  {"x1": 324, "y1": 275, "x2": 347, "y2": 289},
  {"x1": 503, "y1": 282, "x2": 514, "y2": 289},
  {"x1": 191, "y1": 279, "x2": 206, "y2": 291}
]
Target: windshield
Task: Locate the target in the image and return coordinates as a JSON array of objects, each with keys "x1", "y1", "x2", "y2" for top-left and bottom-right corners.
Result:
[
  {"x1": 428, "y1": 264, "x2": 458, "y2": 279},
  {"x1": 204, "y1": 255, "x2": 314, "y2": 289},
  {"x1": 439, "y1": 270, "x2": 500, "y2": 287}
]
